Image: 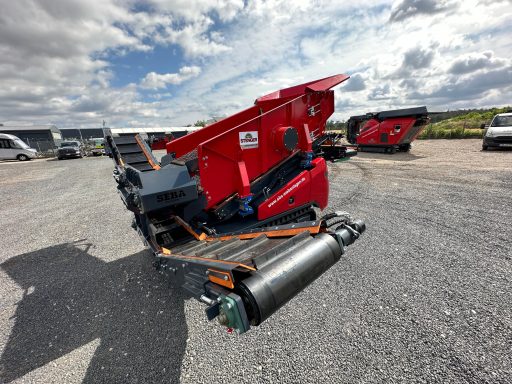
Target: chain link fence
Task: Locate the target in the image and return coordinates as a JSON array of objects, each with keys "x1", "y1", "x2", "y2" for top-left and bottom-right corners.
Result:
[
  {"x1": 22, "y1": 138, "x2": 105, "y2": 158},
  {"x1": 23, "y1": 139, "x2": 58, "y2": 158}
]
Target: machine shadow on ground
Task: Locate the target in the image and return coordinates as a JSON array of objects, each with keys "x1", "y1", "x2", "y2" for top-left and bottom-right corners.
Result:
[
  {"x1": 1, "y1": 242, "x2": 188, "y2": 383},
  {"x1": 356, "y1": 151, "x2": 426, "y2": 162},
  {"x1": 481, "y1": 147, "x2": 512, "y2": 153}
]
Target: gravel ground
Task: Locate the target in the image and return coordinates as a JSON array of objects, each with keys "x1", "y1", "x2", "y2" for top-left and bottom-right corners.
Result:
[{"x1": 0, "y1": 139, "x2": 511, "y2": 383}]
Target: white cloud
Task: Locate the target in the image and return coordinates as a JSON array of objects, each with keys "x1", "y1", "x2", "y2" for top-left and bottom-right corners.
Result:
[
  {"x1": 140, "y1": 66, "x2": 202, "y2": 89},
  {"x1": 146, "y1": 0, "x2": 244, "y2": 22},
  {"x1": 340, "y1": 74, "x2": 366, "y2": 92},
  {"x1": 159, "y1": 0, "x2": 512, "y2": 123},
  {"x1": 0, "y1": 0, "x2": 511, "y2": 127},
  {"x1": 389, "y1": 0, "x2": 459, "y2": 22},
  {"x1": 0, "y1": 0, "x2": 241, "y2": 126},
  {"x1": 448, "y1": 51, "x2": 508, "y2": 74},
  {"x1": 156, "y1": 17, "x2": 232, "y2": 57}
]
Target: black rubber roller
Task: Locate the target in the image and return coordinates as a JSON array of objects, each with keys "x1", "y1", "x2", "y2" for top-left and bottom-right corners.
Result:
[{"x1": 238, "y1": 233, "x2": 343, "y2": 326}]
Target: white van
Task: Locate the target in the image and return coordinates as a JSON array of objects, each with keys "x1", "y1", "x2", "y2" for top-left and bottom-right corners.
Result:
[{"x1": 0, "y1": 133, "x2": 38, "y2": 161}]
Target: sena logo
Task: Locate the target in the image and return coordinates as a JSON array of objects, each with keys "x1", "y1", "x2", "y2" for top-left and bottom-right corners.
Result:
[{"x1": 156, "y1": 190, "x2": 186, "y2": 202}]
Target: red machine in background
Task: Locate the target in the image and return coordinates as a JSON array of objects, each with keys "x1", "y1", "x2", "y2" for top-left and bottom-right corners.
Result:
[
  {"x1": 347, "y1": 106, "x2": 429, "y2": 153},
  {"x1": 105, "y1": 75, "x2": 365, "y2": 334},
  {"x1": 150, "y1": 135, "x2": 172, "y2": 150}
]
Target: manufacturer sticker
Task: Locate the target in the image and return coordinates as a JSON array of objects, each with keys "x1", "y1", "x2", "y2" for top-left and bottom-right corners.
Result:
[{"x1": 239, "y1": 131, "x2": 259, "y2": 149}]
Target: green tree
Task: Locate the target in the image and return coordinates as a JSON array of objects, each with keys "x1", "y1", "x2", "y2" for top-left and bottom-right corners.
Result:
[{"x1": 194, "y1": 120, "x2": 207, "y2": 127}]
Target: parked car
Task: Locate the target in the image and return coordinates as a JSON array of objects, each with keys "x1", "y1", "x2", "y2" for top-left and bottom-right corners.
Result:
[
  {"x1": 0, "y1": 133, "x2": 38, "y2": 161},
  {"x1": 482, "y1": 112, "x2": 512, "y2": 150},
  {"x1": 57, "y1": 141, "x2": 85, "y2": 160},
  {"x1": 90, "y1": 138, "x2": 105, "y2": 156}
]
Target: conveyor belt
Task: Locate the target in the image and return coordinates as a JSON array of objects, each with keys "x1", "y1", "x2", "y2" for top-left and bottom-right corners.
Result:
[
  {"x1": 165, "y1": 230, "x2": 313, "y2": 267},
  {"x1": 111, "y1": 135, "x2": 155, "y2": 172}
]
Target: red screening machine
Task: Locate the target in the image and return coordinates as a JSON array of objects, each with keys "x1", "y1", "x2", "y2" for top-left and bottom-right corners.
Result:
[
  {"x1": 347, "y1": 106, "x2": 430, "y2": 153},
  {"x1": 104, "y1": 75, "x2": 365, "y2": 333}
]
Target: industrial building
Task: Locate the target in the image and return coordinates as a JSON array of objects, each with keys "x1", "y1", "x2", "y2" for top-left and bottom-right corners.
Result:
[
  {"x1": 0, "y1": 125, "x2": 62, "y2": 151},
  {"x1": 60, "y1": 128, "x2": 105, "y2": 140},
  {"x1": 109, "y1": 127, "x2": 198, "y2": 138},
  {"x1": 0, "y1": 125, "x2": 200, "y2": 152},
  {"x1": 60, "y1": 127, "x2": 198, "y2": 141}
]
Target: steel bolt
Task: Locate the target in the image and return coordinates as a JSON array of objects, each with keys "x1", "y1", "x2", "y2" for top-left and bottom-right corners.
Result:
[{"x1": 223, "y1": 275, "x2": 229, "y2": 281}]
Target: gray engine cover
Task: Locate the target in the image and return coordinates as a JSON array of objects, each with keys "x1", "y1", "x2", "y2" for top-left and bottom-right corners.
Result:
[{"x1": 137, "y1": 164, "x2": 198, "y2": 213}]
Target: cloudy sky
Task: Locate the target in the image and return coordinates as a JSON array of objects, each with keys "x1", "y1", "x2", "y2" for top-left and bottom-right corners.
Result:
[{"x1": 1, "y1": 0, "x2": 511, "y2": 127}]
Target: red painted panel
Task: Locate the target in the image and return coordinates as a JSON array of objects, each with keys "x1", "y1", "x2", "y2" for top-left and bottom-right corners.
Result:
[
  {"x1": 308, "y1": 157, "x2": 329, "y2": 209},
  {"x1": 356, "y1": 116, "x2": 426, "y2": 146},
  {"x1": 196, "y1": 77, "x2": 348, "y2": 209},
  {"x1": 165, "y1": 75, "x2": 349, "y2": 209},
  {"x1": 256, "y1": 157, "x2": 328, "y2": 220},
  {"x1": 257, "y1": 170, "x2": 312, "y2": 220}
]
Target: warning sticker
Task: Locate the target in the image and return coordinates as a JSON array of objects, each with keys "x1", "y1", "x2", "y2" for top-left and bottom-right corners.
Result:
[{"x1": 239, "y1": 131, "x2": 259, "y2": 149}]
